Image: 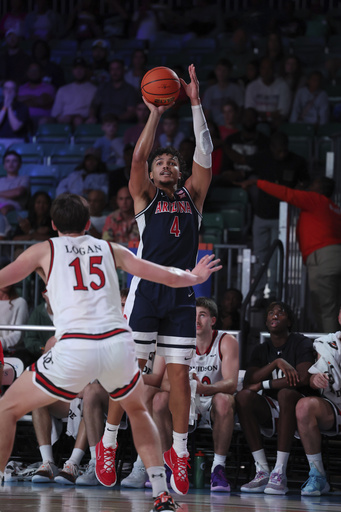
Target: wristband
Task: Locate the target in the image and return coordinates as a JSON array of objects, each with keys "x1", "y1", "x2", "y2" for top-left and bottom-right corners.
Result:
[{"x1": 262, "y1": 380, "x2": 272, "y2": 390}]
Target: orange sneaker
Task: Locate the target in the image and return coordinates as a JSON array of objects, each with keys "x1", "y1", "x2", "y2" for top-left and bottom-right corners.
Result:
[
  {"x1": 95, "y1": 438, "x2": 117, "y2": 487},
  {"x1": 164, "y1": 447, "x2": 190, "y2": 495}
]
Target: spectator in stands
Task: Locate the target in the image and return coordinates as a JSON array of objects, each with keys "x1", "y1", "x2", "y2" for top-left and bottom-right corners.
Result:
[
  {"x1": 65, "y1": 0, "x2": 102, "y2": 42},
  {"x1": 18, "y1": 62, "x2": 56, "y2": 130},
  {"x1": 102, "y1": 185, "x2": 139, "y2": 244},
  {"x1": 123, "y1": 102, "x2": 162, "y2": 150},
  {"x1": 218, "y1": 288, "x2": 243, "y2": 331},
  {"x1": 24, "y1": 0, "x2": 64, "y2": 40},
  {"x1": 239, "y1": 132, "x2": 310, "y2": 305},
  {"x1": 56, "y1": 147, "x2": 108, "y2": 199},
  {"x1": 236, "y1": 301, "x2": 317, "y2": 495},
  {"x1": 264, "y1": 32, "x2": 285, "y2": 75},
  {"x1": 245, "y1": 57, "x2": 292, "y2": 129},
  {"x1": 289, "y1": 70, "x2": 330, "y2": 126},
  {"x1": 217, "y1": 107, "x2": 268, "y2": 186},
  {"x1": 179, "y1": 138, "x2": 195, "y2": 176},
  {"x1": 12, "y1": 190, "x2": 54, "y2": 242},
  {"x1": 295, "y1": 305, "x2": 341, "y2": 496},
  {"x1": 255, "y1": 176, "x2": 341, "y2": 333},
  {"x1": 50, "y1": 57, "x2": 97, "y2": 130},
  {"x1": 157, "y1": 111, "x2": 186, "y2": 150},
  {"x1": 87, "y1": 189, "x2": 107, "y2": 239},
  {"x1": 0, "y1": 81, "x2": 30, "y2": 149},
  {"x1": 31, "y1": 39, "x2": 65, "y2": 89},
  {"x1": 202, "y1": 58, "x2": 244, "y2": 126},
  {"x1": 0, "y1": 256, "x2": 29, "y2": 358},
  {"x1": 0, "y1": 0, "x2": 26, "y2": 39},
  {"x1": 108, "y1": 142, "x2": 134, "y2": 201},
  {"x1": 227, "y1": 28, "x2": 254, "y2": 84},
  {"x1": 88, "y1": 58, "x2": 139, "y2": 123},
  {"x1": 93, "y1": 113, "x2": 125, "y2": 170},
  {"x1": 0, "y1": 150, "x2": 30, "y2": 215},
  {"x1": 125, "y1": 49, "x2": 148, "y2": 91},
  {"x1": 0, "y1": 28, "x2": 32, "y2": 85},
  {"x1": 280, "y1": 55, "x2": 306, "y2": 97},
  {"x1": 218, "y1": 99, "x2": 240, "y2": 141},
  {"x1": 125, "y1": 297, "x2": 239, "y2": 492},
  {"x1": 0, "y1": 213, "x2": 12, "y2": 241},
  {"x1": 89, "y1": 39, "x2": 110, "y2": 86},
  {"x1": 23, "y1": 290, "x2": 54, "y2": 362}
]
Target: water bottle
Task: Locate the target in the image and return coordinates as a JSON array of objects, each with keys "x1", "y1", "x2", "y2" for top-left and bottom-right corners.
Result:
[{"x1": 193, "y1": 451, "x2": 206, "y2": 488}]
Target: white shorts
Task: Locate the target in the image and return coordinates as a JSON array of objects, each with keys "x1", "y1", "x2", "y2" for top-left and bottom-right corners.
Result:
[
  {"x1": 262, "y1": 395, "x2": 301, "y2": 439},
  {"x1": 134, "y1": 333, "x2": 195, "y2": 366},
  {"x1": 195, "y1": 395, "x2": 213, "y2": 428},
  {"x1": 320, "y1": 397, "x2": 341, "y2": 436},
  {"x1": 31, "y1": 329, "x2": 141, "y2": 402}
]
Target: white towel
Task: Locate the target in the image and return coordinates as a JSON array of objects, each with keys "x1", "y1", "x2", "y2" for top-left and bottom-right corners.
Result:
[{"x1": 309, "y1": 331, "x2": 341, "y2": 407}]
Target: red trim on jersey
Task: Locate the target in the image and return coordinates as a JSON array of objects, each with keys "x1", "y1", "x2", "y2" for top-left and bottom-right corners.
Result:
[
  {"x1": 34, "y1": 368, "x2": 78, "y2": 401},
  {"x1": 196, "y1": 330, "x2": 217, "y2": 356},
  {"x1": 109, "y1": 370, "x2": 141, "y2": 399},
  {"x1": 46, "y1": 239, "x2": 54, "y2": 285},
  {"x1": 60, "y1": 328, "x2": 128, "y2": 341},
  {"x1": 106, "y1": 241, "x2": 117, "y2": 268}
]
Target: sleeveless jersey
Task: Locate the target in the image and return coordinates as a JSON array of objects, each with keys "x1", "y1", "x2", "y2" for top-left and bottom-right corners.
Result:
[
  {"x1": 46, "y1": 236, "x2": 128, "y2": 339},
  {"x1": 135, "y1": 186, "x2": 201, "y2": 269},
  {"x1": 190, "y1": 330, "x2": 226, "y2": 386}
]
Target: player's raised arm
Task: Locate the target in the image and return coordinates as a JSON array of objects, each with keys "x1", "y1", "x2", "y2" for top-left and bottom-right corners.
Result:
[
  {"x1": 129, "y1": 97, "x2": 173, "y2": 209},
  {"x1": 180, "y1": 64, "x2": 213, "y2": 213},
  {"x1": 113, "y1": 243, "x2": 221, "y2": 288}
]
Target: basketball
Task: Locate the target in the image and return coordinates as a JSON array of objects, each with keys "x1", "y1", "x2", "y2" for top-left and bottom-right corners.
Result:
[{"x1": 141, "y1": 67, "x2": 181, "y2": 106}]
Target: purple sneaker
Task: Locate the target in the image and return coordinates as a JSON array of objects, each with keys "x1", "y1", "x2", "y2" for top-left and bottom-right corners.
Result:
[
  {"x1": 145, "y1": 465, "x2": 172, "y2": 489},
  {"x1": 210, "y1": 465, "x2": 231, "y2": 492}
]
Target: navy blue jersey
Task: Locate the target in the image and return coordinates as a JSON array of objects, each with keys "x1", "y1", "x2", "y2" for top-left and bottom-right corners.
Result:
[{"x1": 135, "y1": 186, "x2": 202, "y2": 270}]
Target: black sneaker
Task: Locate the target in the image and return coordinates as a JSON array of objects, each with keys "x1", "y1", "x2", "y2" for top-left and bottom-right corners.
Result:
[{"x1": 152, "y1": 491, "x2": 176, "y2": 511}]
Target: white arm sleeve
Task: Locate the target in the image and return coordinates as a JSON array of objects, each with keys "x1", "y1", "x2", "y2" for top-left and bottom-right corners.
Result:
[{"x1": 192, "y1": 104, "x2": 213, "y2": 169}]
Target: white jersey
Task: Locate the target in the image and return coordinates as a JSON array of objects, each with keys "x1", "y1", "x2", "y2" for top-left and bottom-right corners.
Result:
[
  {"x1": 309, "y1": 331, "x2": 341, "y2": 407},
  {"x1": 46, "y1": 236, "x2": 129, "y2": 339},
  {"x1": 190, "y1": 330, "x2": 226, "y2": 386}
]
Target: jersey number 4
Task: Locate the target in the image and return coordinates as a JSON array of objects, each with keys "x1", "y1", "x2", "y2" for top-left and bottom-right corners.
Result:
[
  {"x1": 170, "y1": 216, "x2": 180, "y2": 237},
  {"x1": 69, "y1": 256, "x2": 105, "y2": 291}
]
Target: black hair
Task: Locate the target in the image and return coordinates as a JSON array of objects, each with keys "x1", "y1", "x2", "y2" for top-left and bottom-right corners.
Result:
[
  {"x1": 313, "y1": 176, "x2": 335, "y2": 198},
  {"x1": 148, "y1": 146, "x2": 187, "y2": 186},
  {"x1": 51, "y1": 194, "x2": 90, "y2": 234},
  {"x1": 3, "y1": 150, "x2": 22, "y2": 165},
  {"x1": 266, "y1": 301, "x2": 295, "y2": 332}
]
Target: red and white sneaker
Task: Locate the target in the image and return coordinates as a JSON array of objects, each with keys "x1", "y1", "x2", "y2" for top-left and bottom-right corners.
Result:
[
  {"x1": 164, "y1": 447, "x2": 190, "y2": 495},
  {"x1": 151, "y1": 491, "x2": 176, "y2": 511},
  {"x1": 95, "y1": 439, "x2": 117, "y2": 487}
]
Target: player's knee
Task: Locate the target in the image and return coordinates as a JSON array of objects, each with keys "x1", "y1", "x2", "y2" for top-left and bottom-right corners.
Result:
[
  {"x1": 277, "y1": 387, "x2": 300, "y2": 408},
  {"x1": 153, "y1": 391, "x2": 169, "y2": 415},
  {"x1": 296, "y1": 397, "x2": 315, "y2": 424},
  {"x1": 212, "y1": 393, "x2": 234, "y2": 418},
  {"x1": 235, "y1": 388, "x2": 254, "y2": 409}
]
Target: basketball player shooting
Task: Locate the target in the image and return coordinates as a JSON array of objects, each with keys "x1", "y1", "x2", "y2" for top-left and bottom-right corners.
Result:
[
  {"x1": 98, "y1": 63, "x2": 214, "y2": 496},
  {"x1": 0, "y1": 193, "x2": 221, "y2": 512}
]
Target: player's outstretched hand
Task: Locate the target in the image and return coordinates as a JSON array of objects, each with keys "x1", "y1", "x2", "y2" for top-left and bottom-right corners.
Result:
[
  {"x1": 190, "y1": 254, "x2": 222, "y2": 283},
  {"x1": 179, "y1": 64, "x2": 200, "y2": 102}
]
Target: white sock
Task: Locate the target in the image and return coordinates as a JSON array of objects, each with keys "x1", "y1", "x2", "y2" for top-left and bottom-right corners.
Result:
[
  {"x1": 274, "y1": 451, "x2": 289, "y2": 474},
  {"x1": 39, "y1": 444, "x2": 54, "y2": 464},
  {"x1": 307, "y1": 453, "x2": 325, "y2": 476},
  {"x1": 102, "y1": 422, "x2": 119, "y2": 448},
  {"x1": 147, "y1": 466, "x2": 167, "y2": 498},
  {"x1": 66, "y1": 448, "x2": 85, "y2": 467},
  {"x1": 252, "y1": 449, "x2": 269, "y2": 474},
  {"x1": 172, "y1": 431, "x2": 188, "y2": 457},
  {"x1": 90, "y1": 446, "x2": 96, "y2": 460},
  {"x1": 212, "y1": 454, "x2": 226, "y2": 472}
]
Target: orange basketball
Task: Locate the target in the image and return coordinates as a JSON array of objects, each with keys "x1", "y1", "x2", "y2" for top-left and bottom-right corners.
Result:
[{"x1": 141, "y1": 66, "x2": 181, "y2": 106}]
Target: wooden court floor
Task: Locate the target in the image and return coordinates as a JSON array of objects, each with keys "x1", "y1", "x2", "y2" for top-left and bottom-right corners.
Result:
[{"x1": 0, "y1": 482, "x2": 340, "y2": 512}]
